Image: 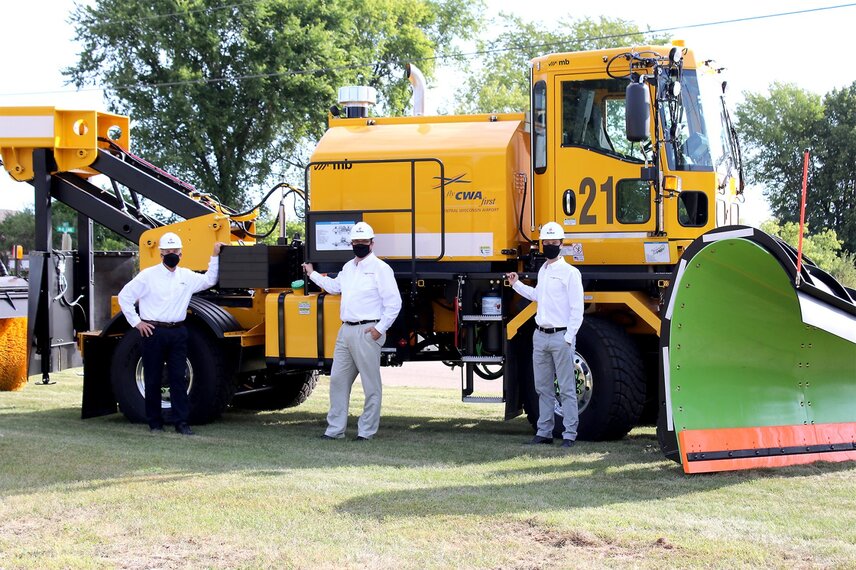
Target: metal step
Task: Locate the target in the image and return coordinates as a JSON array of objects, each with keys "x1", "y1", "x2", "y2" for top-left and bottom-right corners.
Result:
[
  {"x1": 462, "y1": 395, "x2": 504, "y2": 404},
  {"x1": 461, "y1": 356, "x2": 504, "y2": 363},
  {"x1": 461, "y1": 314, "x2": 503, "y2": 322}
]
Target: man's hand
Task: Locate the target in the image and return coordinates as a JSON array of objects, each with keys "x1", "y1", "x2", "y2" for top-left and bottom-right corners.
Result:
[
  {"x1": 506, "y1": 272, "x2": 519, "y2": 286},
  {"x1": 365, "y1": 326, "x2": 382, "y2": 341},
  {"x1": 302, "y1": 262, "x2": 314, "y2": 275},
  {"x1": 212, "y1": 242, "x2": 227, "y2": 256},
  {"x1": 136, "y1": 321, "x2": 155, "y2": 337}
]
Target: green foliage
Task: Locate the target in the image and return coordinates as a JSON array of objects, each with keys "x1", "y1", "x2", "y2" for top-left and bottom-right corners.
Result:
[
  {"x1": 816, "y1": 83, "x2": 856, "y2": 254},
  {"x1": 454, "y1": 15, "x2": 670, "y2": 114},
  {"x1": 0, "y1": 205, "x2": 136, "y2": 256},
  {"x1": 736, "y1": 82, "x2": 856, "y2": 253},
  {"x1": 254, "y1": 216, "x2": 305, "y2": 246},
  {"x1": 828, "y1": 251, "x2": 856, "y2": 289},
  {"x1": 65, "y1": 0, "x2": 480, "y2": 210},
  {"x1": 761, "y1": 220, "x2": 856, "y2": 287},
  {"x1": 0, "y1": 210, "x2": 36, "y2": 255}
]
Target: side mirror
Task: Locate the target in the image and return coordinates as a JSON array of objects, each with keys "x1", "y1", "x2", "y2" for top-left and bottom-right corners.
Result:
[
  {"x1": 625, "y1": 82, "x2": 650, "y2": 142},
  {"x1": 669, "y1": 47, "x2": 683, "y2": 66}
]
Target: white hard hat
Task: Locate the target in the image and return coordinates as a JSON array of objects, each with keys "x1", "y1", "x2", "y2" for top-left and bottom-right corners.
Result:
[
  {"x1": 539, "y1": 222, "x2": 564, "y2": 240},
  {"x1": 159, "y1": 232, "x2": 183, "y2": 249},
  {"x1": 349, "y1": 222, "x2": 375, "y2": 240}
]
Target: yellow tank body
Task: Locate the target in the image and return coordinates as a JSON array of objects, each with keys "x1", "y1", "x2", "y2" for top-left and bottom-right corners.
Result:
[
  {"x1": 309, "y1": 114, "x2": 531, "y2": 261},
  {"x1": 265, "y1": 291, "x2": 342, "y2": 365}
]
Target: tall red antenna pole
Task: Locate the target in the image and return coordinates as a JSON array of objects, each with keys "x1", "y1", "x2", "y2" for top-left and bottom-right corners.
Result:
[{"x1": 796, "y1": 148, "x2": 810, "y2": 286}]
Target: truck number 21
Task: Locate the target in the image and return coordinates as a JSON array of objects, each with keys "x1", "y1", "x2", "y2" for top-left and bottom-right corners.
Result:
[{"x1": 579, "y1": 176, "x2": 613, "y2": 225}]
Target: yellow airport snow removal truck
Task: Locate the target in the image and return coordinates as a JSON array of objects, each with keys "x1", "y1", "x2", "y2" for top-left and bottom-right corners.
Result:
[{"x1": 1, "y1": 43, "x2": 853, "y2": 473}]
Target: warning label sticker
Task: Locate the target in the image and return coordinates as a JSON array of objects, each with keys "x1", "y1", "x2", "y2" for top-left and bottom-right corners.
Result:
[
  {"x1": 562, "y1": 243, "x2": 584, "y2": 262},
  {"x1": 644, "y1": 242, "x2": 670, "y2": 263}
]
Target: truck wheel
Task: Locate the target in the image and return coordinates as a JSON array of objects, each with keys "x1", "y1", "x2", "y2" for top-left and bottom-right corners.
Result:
[
  {"x1": 109, "y1": 325, "x2": 234, "y2": 425},
  {"x1": 232, "y1": 370, "x2": 319, "y2": 410},
  {"x1": 553, "y1": 318, "x2": 646, "y2": 440}
]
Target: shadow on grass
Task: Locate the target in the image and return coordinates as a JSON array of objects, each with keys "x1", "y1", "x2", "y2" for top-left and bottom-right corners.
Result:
[{"x1": 2, "y1": 400, "x2": 853, "y2": 516}]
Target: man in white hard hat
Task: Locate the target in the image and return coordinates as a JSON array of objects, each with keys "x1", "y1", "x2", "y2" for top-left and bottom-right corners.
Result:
[
  {"x1": 302, "y1": 222, "x2": 402, "y2": 441},
  {"x1": 118, "y1": 232, "x2": 226, "y2": 435},
  {"x1": 507, "y1": 221, "x2": 584, "y2": 447}
]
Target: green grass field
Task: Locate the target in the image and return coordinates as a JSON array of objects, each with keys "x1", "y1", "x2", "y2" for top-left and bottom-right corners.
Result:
[{"x1": 1, "y1": 369, "x2": 854, "y2": 569}]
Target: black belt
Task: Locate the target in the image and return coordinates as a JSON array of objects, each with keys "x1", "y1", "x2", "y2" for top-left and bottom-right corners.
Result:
[
  {"x1": 147, "y1": 320, "x2": 184, "y2": 328},
  {"x1": 536, "y1": 325, "x2": 567, "y2": 334},
  {"x1": 343, "y1": 319, "x2": 380, "y2": 326}
]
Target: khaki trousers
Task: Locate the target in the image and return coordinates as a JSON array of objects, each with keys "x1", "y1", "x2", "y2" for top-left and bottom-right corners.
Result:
[
  {"x1": 325, "y1": 323, "x2": 386, "y2": 438},
  {"x1": 533, "y1": 329, "x2": 579, "y2": 440}
]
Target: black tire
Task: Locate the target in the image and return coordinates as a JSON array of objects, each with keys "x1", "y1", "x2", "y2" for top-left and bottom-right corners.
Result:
[
  {"x1": 557, "y1": 318, "x2": 646, "y2": 440},
  {"x1": 109, "y1": 324, "x2": 235, "y2": 425},
  {"x1": 232, "y1": 370, "x2": 319, "y2": 411}
]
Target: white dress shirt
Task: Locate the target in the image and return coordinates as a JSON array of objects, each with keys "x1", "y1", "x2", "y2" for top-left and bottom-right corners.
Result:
[
  {"x1": 512, "y1": 256, "x2": 584, "y2": 344},
  {"x1": 118, "y1": 257, "x2": 220, "y2": 327},
  {"x1": 309, "y1": 253, "x2": 402, "y2": 334}
]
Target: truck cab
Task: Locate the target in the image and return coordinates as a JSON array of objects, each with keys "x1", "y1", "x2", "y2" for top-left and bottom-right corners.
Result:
[{"x1": 530, "y1": 44, "x2": 743, "y2": 269}]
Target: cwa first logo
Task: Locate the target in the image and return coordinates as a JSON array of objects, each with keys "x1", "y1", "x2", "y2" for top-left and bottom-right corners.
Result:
[{"x1": 435, "y1": 174, "x2": 496, "y2": 207}]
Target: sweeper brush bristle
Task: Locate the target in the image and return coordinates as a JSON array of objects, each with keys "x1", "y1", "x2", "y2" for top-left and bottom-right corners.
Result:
[{"x1": 0, "y1": 317, "x2": 28, "y2": 391}]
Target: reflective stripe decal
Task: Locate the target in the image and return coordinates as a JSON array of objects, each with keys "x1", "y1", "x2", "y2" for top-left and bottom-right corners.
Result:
[
  {"x1": 562, "y1": 232, "x2": 649, "y2": 239},
  {"x1": 0, "y1": 115, "x2": 54, "y2": 139},
  {"x1": 797, "y1": 291, "x2": 856, "y2": 343},
  {"x1": 702, "y1": 228, "x2": 754, "y2": 242},
  {"x1": 662, "y1": 346, "x2": 674, "y2": 432}
]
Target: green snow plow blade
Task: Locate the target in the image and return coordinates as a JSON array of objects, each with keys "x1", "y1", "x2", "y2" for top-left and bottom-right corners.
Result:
[{"x1": 658, "y1": 226, "x2": 856, "y2": 473}]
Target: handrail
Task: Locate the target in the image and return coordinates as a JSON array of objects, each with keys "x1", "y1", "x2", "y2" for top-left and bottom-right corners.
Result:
[{"x1": 303, "y1": 157, "x2": 447, "y2": 269}]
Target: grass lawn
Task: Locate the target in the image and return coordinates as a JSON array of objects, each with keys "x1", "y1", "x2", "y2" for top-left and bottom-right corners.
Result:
[{"x1": 1, "y1": 369, "x2": 854, "y2": 569}]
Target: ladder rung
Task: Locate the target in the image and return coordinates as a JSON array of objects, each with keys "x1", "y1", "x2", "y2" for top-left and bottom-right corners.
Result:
[
  {"x1": 461, "y1": 315, "x2": 503, "y2": 322},
  {"x1": 461, "y1": 356, "x2": 504, "y2": 363},
  {"x1": 462, "y1": 395, "x2": 504, "y2": 404}
]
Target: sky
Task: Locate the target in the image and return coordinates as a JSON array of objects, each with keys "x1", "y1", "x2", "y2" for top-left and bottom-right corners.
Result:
[{"x1": 1, "y1": 0, "x2": 854, "y2": 226}]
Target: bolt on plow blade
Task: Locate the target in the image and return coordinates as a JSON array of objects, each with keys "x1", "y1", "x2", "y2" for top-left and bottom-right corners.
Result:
[{"x1": 657, "y1": 226, "x2": 856, "y2": 474}]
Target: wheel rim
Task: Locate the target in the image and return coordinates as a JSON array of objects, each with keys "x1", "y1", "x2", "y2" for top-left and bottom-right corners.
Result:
[
  {"x1": 554, "y1": 350, "x2": 594, "y2": 417},
  {"x1": 134, "y1": 357, "x2": 194, "y2": 409}
]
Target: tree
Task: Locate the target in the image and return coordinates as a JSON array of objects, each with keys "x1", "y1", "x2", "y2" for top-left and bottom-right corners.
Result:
[
  {"x1": 736, "y1": 82, "x2": 856, "y2": 253},
  {"x1": 0, "y1": 204, "x2": 135, "y2": 256},
  {"x1": 815, "y1": 83, "x2": 856, "y2": 254},
  {"x1": 454, "y1": 15, "x2": 670, "y2": 114},
  {"x1": 65, "y1": 0, "x2": 481, "y2": 211},
  {"x1": 761, "y1": 220, "x2": 856, "y2": 288}
]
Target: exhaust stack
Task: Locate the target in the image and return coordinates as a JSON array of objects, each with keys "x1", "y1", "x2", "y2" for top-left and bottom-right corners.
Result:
[{"x1": 405, "y1": 63, "x2": 426, "y2": 116}]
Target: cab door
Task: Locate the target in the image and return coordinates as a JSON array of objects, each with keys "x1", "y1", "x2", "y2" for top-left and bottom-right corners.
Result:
[{"x1": 552, "y1": 73, "x2": 657, "y2": 263}]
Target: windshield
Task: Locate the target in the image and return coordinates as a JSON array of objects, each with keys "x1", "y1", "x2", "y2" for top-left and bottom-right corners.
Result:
[
  {"x1": 561, "y1": 78, "x2": 645, "y2": 163},
  {"x1": 662, "y1": 70, "x2": 720, "y2": 172}
]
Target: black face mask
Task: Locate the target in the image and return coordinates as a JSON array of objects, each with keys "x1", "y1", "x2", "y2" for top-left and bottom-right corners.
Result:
[
  {"x1": 543, "y1": 244, "x2": 561, "y2": 260},
  {"x1": 163, "y1": 253, "x2": 180, "y2": 268},
  {"x1": 352, "y1": 244, "x2": 371, "y2": 258}
]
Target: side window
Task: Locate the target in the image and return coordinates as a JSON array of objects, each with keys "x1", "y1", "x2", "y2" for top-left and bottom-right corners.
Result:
[
  {"x1": 616, "y1": 180, "x2": 652, "y2": 224},
  {"x1": 678, "y1": 191, "x2": 709, "y2": 227},
  {"x1": 533, "y1": 80, "x2": 547, "y2": 174},
  {"x1": 560, "y1": 79, "x2": 644, "y2": 162}
]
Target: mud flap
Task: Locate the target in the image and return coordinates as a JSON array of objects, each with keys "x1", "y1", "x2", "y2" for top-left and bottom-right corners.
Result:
[
  {"x1": 81, "y1": 333, "x2": 120, "y2": 418},
  {"x1": 658, "y1": 226, "x2": 856, "y2": 473}
]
